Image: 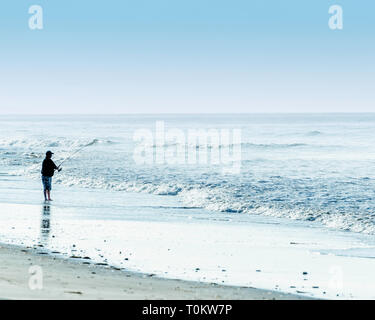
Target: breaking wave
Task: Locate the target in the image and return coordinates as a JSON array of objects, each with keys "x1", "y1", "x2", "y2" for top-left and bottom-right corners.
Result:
[{"x1": 12, "y1": 160, "x2": 375, "y2": 236}]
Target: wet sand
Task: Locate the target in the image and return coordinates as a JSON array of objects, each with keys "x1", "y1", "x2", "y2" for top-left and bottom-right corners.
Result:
[{"x1": 0, "y1": 243, "x2": 308, "y2": 300}]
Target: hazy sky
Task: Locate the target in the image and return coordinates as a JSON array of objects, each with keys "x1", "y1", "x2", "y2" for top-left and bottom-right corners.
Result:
[{"x1": 0, "y1": 0, "x2": 374, "y2": 114}]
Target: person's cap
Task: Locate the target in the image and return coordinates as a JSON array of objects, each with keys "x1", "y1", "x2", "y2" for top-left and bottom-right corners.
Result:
[{"x1": 46, "y1": 151, "x2": 54, "y2": 155}]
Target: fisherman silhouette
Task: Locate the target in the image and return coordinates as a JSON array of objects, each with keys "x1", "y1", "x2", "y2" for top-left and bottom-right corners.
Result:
[{"x1": 41, "y1": 151, "x2": 62, "y2": 201}]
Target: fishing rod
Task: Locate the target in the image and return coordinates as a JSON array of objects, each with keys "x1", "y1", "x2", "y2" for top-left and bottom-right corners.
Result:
[{"x1": 57, "y1": 139, "x2": 98, "y2": 168}]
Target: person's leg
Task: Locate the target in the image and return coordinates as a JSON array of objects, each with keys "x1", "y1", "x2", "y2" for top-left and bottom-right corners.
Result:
[
  {"x1": 43, "y1": 177, "x2": 52, "y2": 201},
  {"x1": 42, "y1": 177, "x2": 48, "y2": 201},
  {"x1": 47, "y1": 177, "x2": 52, "y2": 201}
]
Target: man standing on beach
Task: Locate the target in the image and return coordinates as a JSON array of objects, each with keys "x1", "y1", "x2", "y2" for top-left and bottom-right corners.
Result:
[{"x1": 41, "y1": 151, "x2": 61, "y2": 201}]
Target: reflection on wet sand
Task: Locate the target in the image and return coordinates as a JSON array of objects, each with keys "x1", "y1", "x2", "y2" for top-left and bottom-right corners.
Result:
[{"x1": 40, "y1": 203, "x2": 51, "y2": 245}]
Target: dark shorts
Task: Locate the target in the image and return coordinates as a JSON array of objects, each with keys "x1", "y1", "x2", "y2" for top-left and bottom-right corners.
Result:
[{"x1": 42, "y1": 176, "x2": 52, "y2": 191}]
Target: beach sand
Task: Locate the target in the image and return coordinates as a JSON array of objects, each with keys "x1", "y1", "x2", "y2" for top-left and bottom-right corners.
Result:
[{"x1": 0, "y1": 243, "x2": 307, "y2": 300}]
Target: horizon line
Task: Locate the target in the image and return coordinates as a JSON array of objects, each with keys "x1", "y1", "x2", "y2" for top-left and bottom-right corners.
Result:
[{"x1": 1, "y1": 111, "x2": 375, "y2": 116}]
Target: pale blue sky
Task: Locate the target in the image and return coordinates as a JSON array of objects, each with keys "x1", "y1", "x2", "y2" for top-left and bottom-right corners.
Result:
[{"x1": 0, "y1": 0, "x2": 374, "y2": 113}]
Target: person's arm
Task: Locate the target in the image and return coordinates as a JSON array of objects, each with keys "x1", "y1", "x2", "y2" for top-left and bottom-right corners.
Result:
[{"x1": 52, "y1": 160, "x2": 62, "y2": 172}]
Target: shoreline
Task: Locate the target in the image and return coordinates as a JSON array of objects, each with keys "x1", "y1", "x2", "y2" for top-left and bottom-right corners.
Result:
[
  {"x1": 2, "y1": 179, "x2": 375, "y2": 299},
  {"x1": 0, "y1": 242, "x2": 309, "y2": 300}
]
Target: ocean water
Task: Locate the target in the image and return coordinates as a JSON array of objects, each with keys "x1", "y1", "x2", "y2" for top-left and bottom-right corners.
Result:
[
  {"x1": 1, "y1": 113, "x2": 375, "y2": 235},
  {"x1": 2, "y1": 113, "x2": 375, "y2": 299}
]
